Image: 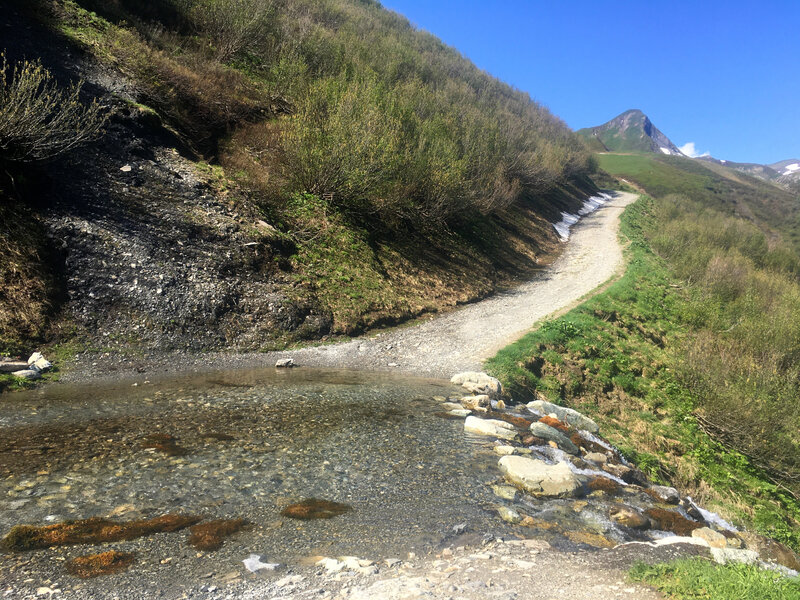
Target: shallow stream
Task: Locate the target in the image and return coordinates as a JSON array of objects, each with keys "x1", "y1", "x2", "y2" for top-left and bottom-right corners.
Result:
[{"x1": 0, "y1": 368, "x2": 517, "y2": 596}]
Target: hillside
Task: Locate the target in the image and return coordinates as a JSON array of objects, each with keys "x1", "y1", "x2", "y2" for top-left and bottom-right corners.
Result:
[
  {"x1": 488, "y1": 151, "x2": 800, "y2": 554},
  {"x1": 0, "y1": 0, "x2": 597, "y2": 362},
  {"x1": 577, "y1": 109, "x2": 683, "y2": 156}
]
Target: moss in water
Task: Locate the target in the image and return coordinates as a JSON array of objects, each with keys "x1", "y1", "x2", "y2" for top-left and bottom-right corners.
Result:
[
  {"x1": 280, "y1": 498, "x2": 352, "y2": 520},
  {"x1": 142, "y1": 433, "x2": 189, "y2": 456},
  {"x1": 644, "y1": 508, "x2": 703, "y2": 536},
  {"x1": 188, "y1": 519, "x2": 248, "y2": 551},
  {"x1": 495, "y1": 413, "x2": 533, "y2": 429},
  {"x1": 586, "y1": 476, "x2": 622, "y2": 494},
  {"x1": 538, "y1": 415, "x2": 571, "y2": 433},
  {"x1": 1, "y1": 514, "x2": 202, "y2": 551},
  {"x1": 66, "y1": 551, "x2": 136, "y2": 578}
]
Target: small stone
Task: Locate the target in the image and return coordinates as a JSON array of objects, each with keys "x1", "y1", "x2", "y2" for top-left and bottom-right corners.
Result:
[
  {"x1": 493, "y1": 445, "x2": 516, "y2": 456},
  {"x1": 529, "y1": 422, "x2": 579, "y2": 455},
  {"x1": 610, "y1": 506, "x2": 650, "y2": 529},
  {"x1": 384, "y1": 558, "x2": 401, "y2": 567},
  {"x1": 448, "y1": 409, "x2": 472, "y2": 418},
  {"x1": 460, "y1": 395, "x2": 490, "y2": 410},
  {"x1": 648, "y1": 485, "x2": 681, "y2": 504},
  {"x1": 498, "y1": 455, "x2": 582, "y2": 497},
  {"x1": 275, "y1": 358, "x2": 295, "y2": 368},
  {"x1": 583, "y1": 452, "x2": 607, "y2": 464},
  {"x1": 491, "y1": 484, "x2": 518, "y2": 500},
  {"x1": 692, "y1": 527, "x2": 728, "y2": 549},
  {"x1": 441, "y1": 402, "x2": 464, "y2": 410},
  {"x1": 120, "y1": 165, "x2": 132, "y2": 172},
  {"x1": 496, "y1": 506, "x2": 522, "y2": 524},
  {"x1": 464, "y1": 416, "x2": 517, "y2": 440},
  {"x1": 275, "y1": 575, "x2": 304, "y2": 587}
]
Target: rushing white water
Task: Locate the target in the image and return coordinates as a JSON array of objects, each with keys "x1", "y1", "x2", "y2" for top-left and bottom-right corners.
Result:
[
  {"x1": 552, "y1": 193, "x2": 613, "y2": 241},
  {"x1": 687, "y1": 497, "x2": 739, "y2": 532}
]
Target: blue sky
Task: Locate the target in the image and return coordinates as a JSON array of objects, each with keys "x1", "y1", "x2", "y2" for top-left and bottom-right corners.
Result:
[{"x1": 380, "y1": 0, "x2": 799, "y2": 165}]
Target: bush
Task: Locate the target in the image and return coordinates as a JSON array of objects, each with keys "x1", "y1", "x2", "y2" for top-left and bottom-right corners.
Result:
[{"x1": 0, "y1": 52, "x2": 107, "y2": 162}]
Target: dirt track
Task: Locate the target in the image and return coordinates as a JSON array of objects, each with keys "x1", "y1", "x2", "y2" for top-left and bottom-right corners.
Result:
[{"x1": 264, "y1": 191, "x2": 638, "y2": 378}]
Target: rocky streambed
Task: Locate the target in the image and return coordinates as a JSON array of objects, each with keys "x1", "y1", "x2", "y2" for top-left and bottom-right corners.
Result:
[{"x1": 0, "y1": 368, "x2": 797, "y2": 599}]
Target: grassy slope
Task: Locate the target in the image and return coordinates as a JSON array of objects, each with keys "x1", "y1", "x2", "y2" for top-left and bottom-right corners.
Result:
[
  {"x1": 486, "y1": 186, "x2": 800, "y2": 551},
  {"x1": 629, "y1": 559, "x2": 800, "y2": 600},
  {"x1": 2, "y1": 0, "x2": 599, "y2": 352}
]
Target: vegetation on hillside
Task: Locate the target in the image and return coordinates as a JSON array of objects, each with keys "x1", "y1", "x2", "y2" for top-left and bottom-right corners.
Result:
[
  {"x1": 0, "y1": 53, "x2": 108, "y2": 163},
  {"x1": 36, "y1": 0, "x2": 593, "y2": 227},
  {"x1": 487, "y1": 177, "x2": 800, "y2": 550}
]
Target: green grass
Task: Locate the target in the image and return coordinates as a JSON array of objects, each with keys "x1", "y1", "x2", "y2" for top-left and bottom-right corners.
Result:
[
  {"x1": 485, "y1": 195, "x2": 800, "y2": 551},
  {"x1": 629, "y1": 559, "x2": 800, "y2": 600}
]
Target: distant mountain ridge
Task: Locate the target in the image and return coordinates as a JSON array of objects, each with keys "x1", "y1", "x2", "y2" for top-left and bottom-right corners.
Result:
[
  {"x1": 579, "y1": 109, "x2": 799, "y2": 193},
  {"x1": 577, "y1": 109, "x2": 684, "y2": 156}
]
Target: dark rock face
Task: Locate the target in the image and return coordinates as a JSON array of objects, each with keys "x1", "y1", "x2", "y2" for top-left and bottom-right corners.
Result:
[{"x1": 1, "y1": 6, "x2": 331, "y2": 352}]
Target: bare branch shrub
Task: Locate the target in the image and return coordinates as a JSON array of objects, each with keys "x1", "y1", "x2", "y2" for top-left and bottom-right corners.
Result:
[{"x1": 0, "y1": 53, "x2": 108, "y2": 163}]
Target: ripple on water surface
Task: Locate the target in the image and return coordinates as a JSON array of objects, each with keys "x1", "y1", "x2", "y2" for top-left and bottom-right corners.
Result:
[{"x1": 0, "y1": 368, "x2": 509, "y2": 595}]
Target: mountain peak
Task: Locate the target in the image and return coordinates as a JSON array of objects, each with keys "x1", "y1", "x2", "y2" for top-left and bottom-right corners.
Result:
[{"x1": 577, "y1": 109, "x2": 683, "y2": 156}]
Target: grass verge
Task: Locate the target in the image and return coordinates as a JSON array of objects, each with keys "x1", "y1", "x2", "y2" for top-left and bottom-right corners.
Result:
[
  {"x1": 485, "y1": 195, "x2": 800, "y2": 551},
  {"x1": 629, "y1": 558, "x2": 800, "y2": 600}
]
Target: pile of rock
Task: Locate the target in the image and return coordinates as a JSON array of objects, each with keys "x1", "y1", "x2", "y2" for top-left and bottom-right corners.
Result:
[
  {"x1": 0, "y1": 352, "x2": 52, "y2": 380},
  {"x1": 441, "y1": 371, "x2": 800, "y2": 575}
]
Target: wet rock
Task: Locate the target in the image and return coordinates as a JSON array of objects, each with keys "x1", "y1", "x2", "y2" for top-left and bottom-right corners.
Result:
[
  {"x1": 738, "y1": 531, "x2": 800, "y2": 571},
  {"x1": 496, "y1": 506, "x2": 522, "y2": 524},
  {"x1": 710, "y1": 547, "x2": 760, "y2": 565},
  {"x1": 275, "y1": 358, "x2": 295, "y2": 368},
  {"x1": 498, "y1": 456, "x2": 582, "y2": 498},
  {"x1": 583, "y1": 452, "x2": 607, "y2": 464},
  {"x1": 691, "y1": 527, "x2": 727, "y2": 549},
  {"x1": 565, "y1": 530, "x2": 616, "y2": 549},
  {"x1": 610, "y1": 506, "x2": 649, "y2": 529},
  {"x1": 493, "y1": 445, "x2": 516, "y2": 456},
  {"x1": 490, "y1": 484, "x2": 518, "y2": 501},
  {"x1": 450, "y1": 372, "x2": 502, "y2": 398},
  {"x1": 586, "y1": 476, "x2": 622, "y2": 494},
  {"x1": 644, "y1": 508, "x2": 703, "y2": 536},
  {"x1": 464, "y1": 416, "x2": 517, "y2": 440},
  {"x1": 647, "y1": 485, "x2": 680, "y2": 504},
  {"x1": 447, "y1": 409, "x2": 471, "y2": 418},
  {"x1": 526, "y1": 400, "x2": 599, "y2": 433},
  {"x1": 528, "y1": 422, "x2": 579, "y2": 455},
  {"x1": 459, "y1": 395, "x2": 490, "y2": 410}
]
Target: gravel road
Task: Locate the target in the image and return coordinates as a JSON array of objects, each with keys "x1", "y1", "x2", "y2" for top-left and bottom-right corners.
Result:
[
  {"x1": 264, "y1": 190, "x2": 638, "y2": 378},
  {"x1": 60, "y1": 191, "x2": 637, "y2": 384}
]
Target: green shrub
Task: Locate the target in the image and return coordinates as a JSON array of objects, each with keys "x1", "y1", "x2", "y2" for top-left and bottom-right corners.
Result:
[{"x1": 0, "y1": 52, "x2": 107, "y2": 162}]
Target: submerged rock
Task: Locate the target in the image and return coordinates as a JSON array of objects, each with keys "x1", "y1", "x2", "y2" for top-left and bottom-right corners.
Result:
[
  {"x1": 526, "y1": 400, "x2": 599, "y2": 433},
  {"x1": 459, "y1": 395, "x2": 490, "y2": 410},
  {"x1": 610, "y1": 506, "x2": 649, "y2": 529},
  {"x1": 498, "y1": 456, "x2": 582, "y2": 498},
  {"x1": 450, "y1": 372, "x2": 502, "y2": 397},
  {"x1": 280, "y1": 498, "x2": 351, "y2": 520},
  {"x1": 189, "y1": 519, "x2": 248, "y2": 551},
  {"x1": 529, "y1": 422, "x2": 579, "y2": 455},
  {"x1": 647, "y1": 485, "x2": 680, "y2": 505},
  {"x1": 496, "y1": 506, "x2": 522, "y2": 524},
  {"x1": 275, "y1": 358, "x2": 295, "y2": 368},
  {"x1": 692, "y1": 527, "x2": 727, "y2": 549},
  {"x1": 464, "y1": 416, "x2": 517, "y2": 440},
  {"x1": 66, "y1": 551, "x2": 136, "y2": 579}
]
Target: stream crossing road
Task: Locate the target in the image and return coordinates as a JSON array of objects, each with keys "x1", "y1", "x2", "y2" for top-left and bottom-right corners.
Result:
[{"x1": 270, "y1": 191, "x2": 638, "y2": 378}]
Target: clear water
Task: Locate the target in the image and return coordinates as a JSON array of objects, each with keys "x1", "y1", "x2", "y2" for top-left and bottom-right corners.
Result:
[{"x1": 0, "y1": 368, "x2": 513, "y2": 595}]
